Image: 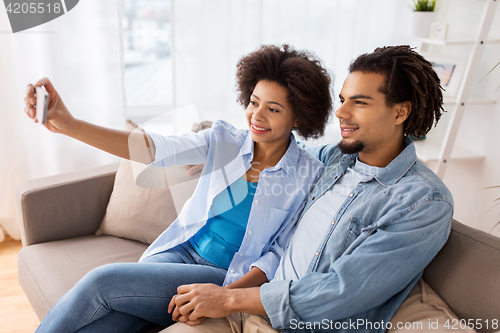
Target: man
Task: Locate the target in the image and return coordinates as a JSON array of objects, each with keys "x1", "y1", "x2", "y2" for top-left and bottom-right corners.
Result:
[{"x1": 164, "y1": 45, "x2": 453, "y2": 333}]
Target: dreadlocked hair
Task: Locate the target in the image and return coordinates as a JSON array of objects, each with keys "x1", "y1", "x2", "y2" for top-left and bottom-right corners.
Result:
[{"x1": 348, "y1": 45, "x2": 444, "y2": 138}]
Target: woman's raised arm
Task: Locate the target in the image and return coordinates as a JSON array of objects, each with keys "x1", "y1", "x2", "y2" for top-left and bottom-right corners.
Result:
[{"x1": 24, "y1": 78, "x2": 155, "y2": 164}]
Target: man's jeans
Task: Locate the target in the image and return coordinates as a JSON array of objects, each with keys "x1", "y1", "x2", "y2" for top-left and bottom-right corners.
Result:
[{"x1": 35, "y1": 241, "x2": 228, "y2": 333}]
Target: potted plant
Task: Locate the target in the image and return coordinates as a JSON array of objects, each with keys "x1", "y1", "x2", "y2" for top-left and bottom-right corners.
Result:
[{"x1": 411, "y1": 0, "x2": 438, "y2": 37}]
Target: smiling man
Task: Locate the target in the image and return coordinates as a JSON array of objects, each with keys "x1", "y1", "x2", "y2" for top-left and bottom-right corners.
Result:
[{"x1": 165, "y1": 45, "x2": 453, "y2": 333}]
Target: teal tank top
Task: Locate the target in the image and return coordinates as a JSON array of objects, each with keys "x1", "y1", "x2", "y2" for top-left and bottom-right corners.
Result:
[{"x1": 190, "y1": 177, "x2": 257, "y2": 269}]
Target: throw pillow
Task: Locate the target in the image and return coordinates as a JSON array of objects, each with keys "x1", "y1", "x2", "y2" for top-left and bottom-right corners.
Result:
[
  {"x1": 388, "y1": 278, "x2": 476, "y2": 333},
  {"x1": 96, "y1": 119, "x2": 205, "y2": 244}
]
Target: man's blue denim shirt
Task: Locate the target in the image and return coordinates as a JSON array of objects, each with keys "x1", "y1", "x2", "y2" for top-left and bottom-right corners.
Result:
[{"x1": 260, "y1": 137, "x2": 453, "y2": 333}]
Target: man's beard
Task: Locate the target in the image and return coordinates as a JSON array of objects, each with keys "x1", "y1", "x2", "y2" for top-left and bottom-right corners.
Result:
[{"x1": 338, "y1": 140, "x2": 364, "y2": 155}]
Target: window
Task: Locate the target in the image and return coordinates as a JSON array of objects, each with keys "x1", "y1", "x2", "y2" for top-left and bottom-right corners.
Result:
[{"x1": 121, "y1": 0, "x2": 173, "y2": 124}]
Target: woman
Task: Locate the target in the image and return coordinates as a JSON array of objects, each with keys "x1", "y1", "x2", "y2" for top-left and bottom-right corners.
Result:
[{"x1": 24, "y1": 45, "x2": 333, "y2": 333}]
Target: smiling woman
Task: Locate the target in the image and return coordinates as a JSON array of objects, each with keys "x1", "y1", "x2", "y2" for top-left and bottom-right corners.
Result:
[
  {"x1": 246, "y1": 80, "x2": 297, "y2": 167},
  {"x1": 26, "y1": 44, "x2": 333, "y2": 333},
  {"x1": 236, "y1": 45, "x2": 332, "y2": 140}
]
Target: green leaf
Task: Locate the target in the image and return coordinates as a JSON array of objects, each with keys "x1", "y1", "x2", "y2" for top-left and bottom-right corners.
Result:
[{"x1": 413, "y1": 0, "x2": 437, "y2": 11}]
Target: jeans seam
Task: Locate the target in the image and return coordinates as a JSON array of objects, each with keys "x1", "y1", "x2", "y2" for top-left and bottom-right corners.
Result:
[
  {"x1": 87, "y1": 295, "x2": 175, "y2": 325},
  {"x1": 87, "y1": 302, "x2": 107, "y2": 326}
]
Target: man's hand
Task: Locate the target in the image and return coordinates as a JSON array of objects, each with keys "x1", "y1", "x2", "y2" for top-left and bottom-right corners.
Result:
[
  {"x1": 168, "y1": 284, "x2": 234, "y2": 323},
  {"x1": 168, "y1": 283, "x2": 266, "y2": 326},
  {"x1": 168, "y1": 267, "x2": 268, "y2": 326},
  {"x1": 24, "y1": 78, "x2": 75, "y2": 134}
]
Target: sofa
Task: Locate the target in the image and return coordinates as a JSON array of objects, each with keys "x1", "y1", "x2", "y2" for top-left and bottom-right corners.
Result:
[{"x1": 16, "y1": 162, "x2": 500, "y2": 332}]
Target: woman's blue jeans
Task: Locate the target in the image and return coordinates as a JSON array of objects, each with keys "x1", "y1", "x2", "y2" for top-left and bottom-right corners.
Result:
[{"x1": 35, "y1": 241, "x2": 228, "y2": 333}]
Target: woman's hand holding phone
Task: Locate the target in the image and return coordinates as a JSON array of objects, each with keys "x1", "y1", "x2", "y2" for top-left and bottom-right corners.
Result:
[
  {"x1": 24, "y1": 77, "x2": 75, "y2": 134},
  {"x1": 24, "y1": 77, "x2": 155, "y2": 164}
]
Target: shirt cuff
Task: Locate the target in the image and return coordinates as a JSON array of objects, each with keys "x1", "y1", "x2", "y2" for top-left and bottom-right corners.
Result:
[
  {"x1": 260, "y1": 280, "x2": 295, "y2": 329},
  {"x1": 251, "y1": 252, "x2": 279, "y2": 282},
  {"x1": 143, "y1": 131, "x2": 166, "y2": 167}
]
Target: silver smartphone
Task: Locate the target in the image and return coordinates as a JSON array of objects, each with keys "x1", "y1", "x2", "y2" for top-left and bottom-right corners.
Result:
[{"x1": 35, "y1": 86, "x2": 49, "y2": 124}]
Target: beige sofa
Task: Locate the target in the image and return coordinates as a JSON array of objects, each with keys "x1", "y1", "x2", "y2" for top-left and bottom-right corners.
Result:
[{"x1": 16, "y1": 163, "x2": 500, "y2": 332}]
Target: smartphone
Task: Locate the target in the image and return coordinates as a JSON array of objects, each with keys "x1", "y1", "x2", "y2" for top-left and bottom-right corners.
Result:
[{"x1": 35, "y1": 86, "x2": 49, "y2": 124}]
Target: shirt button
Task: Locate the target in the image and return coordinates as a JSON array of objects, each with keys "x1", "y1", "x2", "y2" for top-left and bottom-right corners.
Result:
[
  {"x1": 312, "y1": 197, "x2": 316, "y2": 200},
  {"x1": 248, "y1": 230, "x2": 253, "y2": 235},
  {"x1": 255, "y1": 200, "x2": 259, "y2": 204},
  {"x1": 331, "y1": 220, "x2": 335, "y2": 225},
  {"x1": 231, "y1": 269, "x2": 235, "y2": 273},
  {"x1": 335, "y1": 176, "x2": 338, "y2": 179},
  {"x1": 315, "y1": 251, "x2": 319, "y2": 256},
  {"x1": 349, "y1": 193, "x2": 354, "y2": 198},
  {"x1": 239, "y1": 253, "x2": 244, "y2": 256}
]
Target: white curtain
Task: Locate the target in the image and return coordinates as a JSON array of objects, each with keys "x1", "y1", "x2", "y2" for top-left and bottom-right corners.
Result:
[
  {"x1": 0, "y1": 0, "x2": 125, "y2": 241},
  {"x1": 171, "y1": 0, "x2": 413, "y2": 136}
]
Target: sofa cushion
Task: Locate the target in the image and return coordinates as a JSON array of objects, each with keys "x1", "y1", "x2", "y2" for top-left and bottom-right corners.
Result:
[
  {"x1": 423, "y1": 220, "x2": 500, "y2": 332},
  {"x1": 95, "y1": 120, "x2": 201, "y2": 245},
  {"x1": 18, "y1": 235, "x2": 148, "y2": 320},
  {"x1": 96, "y1": 158, "x2": 199, "y2": 244},
  {"x1": 389, "y1": 278, "x2": 476, "y2": 333}
]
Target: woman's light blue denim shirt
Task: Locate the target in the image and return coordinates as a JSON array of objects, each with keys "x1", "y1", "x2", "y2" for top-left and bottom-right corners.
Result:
[
  {"x1": 139, "y1": 120, "x2": 324, "y2": 286},
  {"x1": 261, "y1": 137, "x2": 453, "y2": 332}
]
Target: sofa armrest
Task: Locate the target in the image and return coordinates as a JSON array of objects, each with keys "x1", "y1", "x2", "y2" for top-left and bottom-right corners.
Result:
[{"x1": 16, "y1": 163, "x2": 119, "y2": 247}]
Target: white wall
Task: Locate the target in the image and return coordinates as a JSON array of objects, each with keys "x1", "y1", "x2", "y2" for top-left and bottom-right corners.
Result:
[
  {"x1": 170, "y1": 0, "x2": 500, "y2": 234},
  {"x1": 171, "y1": 0, "x2": 414, "y2": 132},
  {"x1": 423, "y1": 0, "x2": 500, "y2": 234},
  {"x1": 2, "y1": 0, "x2": 498, "y2": 238}
]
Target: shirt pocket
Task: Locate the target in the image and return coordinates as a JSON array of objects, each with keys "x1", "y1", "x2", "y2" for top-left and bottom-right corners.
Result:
[
  {"x1": 268, "y1": 207, "x2": 291, "y2": 234},
  {"x1": 260, "y1": 207, "x2": 291, "y2": 251},
  {"x1": 342, "y1": 217, "x2": 373, "y2": 252}
]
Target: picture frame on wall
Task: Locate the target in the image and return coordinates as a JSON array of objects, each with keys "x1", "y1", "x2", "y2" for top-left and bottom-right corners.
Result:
[{"x1": 421, "y1": 53, "x2": 467, "y2": 98}]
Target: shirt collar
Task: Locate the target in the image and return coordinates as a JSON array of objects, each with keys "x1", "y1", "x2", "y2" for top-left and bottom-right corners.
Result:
[
  {"x1": 240, "y1": 130, "x2": 254, "y2": 157},
  {"x1": 341, "y1": 136, "x2": 417, "y2": 186},
  {"x1": 375, "y1": 136, "x2": 417, "y2": 186},
  {"x1": 272, "y1": 134, "x2": 300, "y2": 177},
  {"x1": 242, "y1": 132, "x2": 300, "y2": 178}
]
